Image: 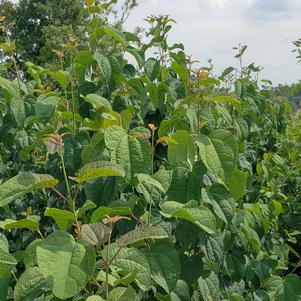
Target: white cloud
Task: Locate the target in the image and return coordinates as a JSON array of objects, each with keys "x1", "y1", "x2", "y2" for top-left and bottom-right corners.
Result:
[{"x1": 125, "y1": 0, "x2": 301, "y2": 84}]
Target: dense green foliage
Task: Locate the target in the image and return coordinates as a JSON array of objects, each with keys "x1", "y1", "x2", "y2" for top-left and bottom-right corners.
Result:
[
  {"x1": 0, "y1": 0, "x2": 85, "y2": 66},
  {"x1": 0, "y1": 1, "x2": 301, "y2": 300},
  {"x1": 0, "y1": 0, "x2": 137, "y2": 68}
]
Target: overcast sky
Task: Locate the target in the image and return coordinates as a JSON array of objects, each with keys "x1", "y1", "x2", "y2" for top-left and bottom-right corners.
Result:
[{"x1": 125, "y1": 0, "x2": 301, "y2": 85}]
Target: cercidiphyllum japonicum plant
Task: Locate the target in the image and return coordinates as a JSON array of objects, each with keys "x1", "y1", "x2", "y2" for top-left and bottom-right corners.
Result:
[{"x1": 0, "y1": 1, "x2": 301, "y2": 300}]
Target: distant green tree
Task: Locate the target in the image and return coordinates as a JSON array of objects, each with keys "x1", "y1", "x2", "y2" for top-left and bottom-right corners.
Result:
[
  {"x1": 0, "y1": 0, "x2": 85, "y2": 67},
  {"x1": 0, "y1": 0, "x2": 138, "y2": 68}
]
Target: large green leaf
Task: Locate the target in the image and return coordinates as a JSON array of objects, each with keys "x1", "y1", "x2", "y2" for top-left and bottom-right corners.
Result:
[
  {"x1": 226, "y1": 168, "x2": 249, "y2": 201},
  {"x1": 143, "y1": 240, "x2": 180, "y2": 294},
  {"x1": 170, "y1": 280, "x2": 191, "y2": 301},
  {"x1": 264, "y1": 275, "x2": 301, "y2": 301},
  {"x1": 94, "y1": 52, "x2": 112, "y2": 82},
  {"x1": 0, "y1": 173, "x2": 58, "y2": 207},
  {"x1": 241, "y1": 223, "x2": 261, "y2": 253},
  {"x1": 128, "y1": 78, "x2": 146, "y2": 100},
  {"x1": 167, "y1": 162, "x2": 206, "y2": 203},
  {"x1": 81, "y1": 131, "x2": 106, "y2": 165},
  {"x1": 14, "y1": 267, "x2": 50, "y2": 301},
  {"x1": 108, "y1": 286, "x2": 137, "y2": 300},
  {"x1": 0, "y1": 76, "x2": 25, "y2": 125},
  {"x1": 34, "y1": 95, "x2": 60, "y2": 121},
  {"x1": 80, "y1": 222, "x2": 110, "y2": 246},
  {"x1": 180, "y1": 255, "x2": 203, "y2": 285},
  {"x1": 209, "y1": 129, "x2": 238, "y2": 166},
  {"x1": 225, "y1": 251, "x2": 247, "y2": 282},
  {"x1": 203, "y1": 234, "x2": 224, "y2": 266},
  {"x1": 49, "y1": 70, "x2": 69, "y2": 89},
  {"x1": 84, "y1": 94, "x2": 112, "y2": 110},
  {"x1": 91, "y1": 206, "x2": 131, "y2": 223},
  {"x1": 0, "y1": 235, "x2": 8, "y2": 253},
  {"x1": 83, "y1": 177, "x2": 119, "y2": 206},
  {"x1": 160, "y1": 201, "x2": 217, "y2": 234},
  {"x1": 111, "y1": 132, "x2": 152, "y2": 183},
  {"x1": 171, "y1": 61, "x2": 189, "y2": 81},
  {"x1": 168, "y1": 131, "x2": 195, "y2": 165},
  {"x1": 44, "y1": 208, "x2": 75, "y2": 231},
  {"x1": 135, "y1": 173, "x2": 165, "y2": 193},
  {"x1": 0, "y1": 263, "x2": 10, "y2": 301},
  {"x1": 0, "y1": 249, "x2": 17, "y2": 265},
  {"x1": 135, "y1": 173, "x2": 167, "y2": 203},
  {"x1": 73, "y1": 50, "x2": 93, "y2": 83},
  {"x1": 196, "y1": 271, "x2": 220, "y2": 301},
  {"x1": 105, "y1": 125, "x2": 127, "y2": 151},
  {"x1": 116, "y1": 226, "x2": 168, "y2": 247},
  {"x1": 73, "y1": 161, "x2": 125, "y2": 183},
  {"x1": 109, "y1": 245, "x2": 152, "y2": 291},
  {"x1": 195, "y1": 130, "x2": 237, "y2": 183},
  {"x1": 36, "y1": 231, "x2": 87, "y2": 299},
  {"x1": 101, "y1": 26, "x2": 127, "y2": 49},
  {"x1": 202, "y1": 184, "x2": 234, "y2": 224},
  {"x1": 3, "y1": 218, "x2": 39, "y2": 232}
]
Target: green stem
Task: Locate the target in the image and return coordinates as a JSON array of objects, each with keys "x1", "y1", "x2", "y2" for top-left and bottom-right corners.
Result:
[
  {"x1": 105, "y1": 223, "x2": 113, "y2": 301},
  {"x1": 148, "y1": 186, "x2": 154, "y2": 227},
  {"x1": 59, "y1": 150, "x2": 71, "y2": 201},
  {"x1": 151, "y1": 133, "x2": 155, "y2": 175},
  {"x1": 148, "y1": 130, "x2": 156, "y2": 226},
  {"x1": 59, "y1": 150, "x2": 80, "y2": 234},
  {"x1": 69, "y1": 52, "x2": 76, "y2": 137}
]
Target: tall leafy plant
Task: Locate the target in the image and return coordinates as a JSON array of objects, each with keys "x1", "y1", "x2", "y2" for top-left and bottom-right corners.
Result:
[{"x1": 0, "y1": 2, "x2": 300, "y2": 301}]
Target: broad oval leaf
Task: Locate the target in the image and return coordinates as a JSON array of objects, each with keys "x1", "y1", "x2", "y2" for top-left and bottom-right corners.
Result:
[
  {"x1": 0, "y1": 263, "x2": 11, "y2": 301},
  {"x1": 94, "y1": 52, "x2": 112, "y2": 82},
  {"x1": 195, "y1": 130, "x2": 237, "y2": 183},
  {"x1": 142, "y1": 240, "x2": 180, "y2": 294},
  {"x1": 226, "y1": 168, "x2": 249, "y2": 201},
  {"x1": 108, "y1": 286, "x2": 137, "y2": 301},
  {"x1": 81, "y1": 222, "x2": 110, "y2": 246},
  {"x1": 91, "y1": 206, "x2": 132, "y2": 223},
  {"x1": 116, "y1": 226, "x2": 169, "y2": 247},
  {"x1": 14, "y1": 267, "x2": 50, "y2": 301},
  {"x1": 0, "y1": 249, "x2": 17, "y2": 265},
  {"x1": 171, "y1": 61, "x2": 189, "y2": 81},
  {"x1": 101, "y1": 26, "x2": 127, "y2": 49},
  {"x1": 36, "y1": 231, "x2": 87, "y2": 299},
  {"x1": 113, "y1": 133, "x2": 152, "y2": 183},
  {"x1": 160, "y1": 201, "x2": 217, "y2": 234},
  {"x1": 105, "y1": 125, "x2": 127, "y2": 151},
  {"x1": 0, "y1": 173, "x2": 58, "y2": 207},
  {"x1": 135, "y1": 173, "x2": 165, "y2": 193},
  {"x1": 156, "y1": 136, "x2": 178, "y2": 145},
  {"x1": 109, "y1": 245, "x2": 152, "y2": 291},
  {"x1": 4, "y1": 218, "x2": 40, "y2": 232},
  {"x1": 202, "y1": 184, "x2": 234, "y2": 224},
  {"x1": 197, "y1": 271, "x2": 220, "y2": 301},
  {"x1": 44, "y1": 208, "x2": 75, "y2": 231},
  {"x1": 84, "y1": 94, "x2": 112, "y2": 110},
  {"x1": 73, "y1": 161, "x2": 125, "y2": 183},
  {"x1": 168, "y1": 131, "x2": 196, "y2": 165},
  {"x1": 204, "y1": 234, "x2": 224, "y2": 266},
  {"x1": 264, "y1": 274, "x2": 301, "y2": 301}
]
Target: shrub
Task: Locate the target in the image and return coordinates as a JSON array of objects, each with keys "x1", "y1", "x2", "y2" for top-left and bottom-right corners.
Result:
[{"x1": 0, "y1": 2, "x2": 300, "y2": 300}]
